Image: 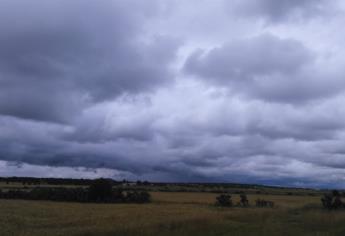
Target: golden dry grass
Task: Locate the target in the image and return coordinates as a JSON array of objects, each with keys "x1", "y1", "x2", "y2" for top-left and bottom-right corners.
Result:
[{"x1": 0, "y1": 192, "x2": 344, "y2": 236}]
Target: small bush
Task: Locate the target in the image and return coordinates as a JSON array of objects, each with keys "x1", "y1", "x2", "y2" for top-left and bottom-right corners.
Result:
[
  {"x1": 255, "y1": 199, "x2": 274, "y2": 208},
  {"x1": 125, "y1": 191, "x2": 151, "y2": 203},
  {"x1": 215, "y1": 194, "x2": 233, "y2": 207},
  {"x1": 239, "y1": 194, "x2": 249, "y2": 207},
  {"x1": 321, "y1": 190, "x2": 344, "y2": 210}
]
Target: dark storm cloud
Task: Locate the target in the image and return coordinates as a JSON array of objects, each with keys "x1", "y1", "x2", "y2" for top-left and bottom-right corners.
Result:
[
  {"x1": 1, "y1": 1, "x2": 345, "y2": 187},
  {"x1": 0, "y1": 0, "x2": 179, "y2": 123},
  {"x1": 0, "y1": 115, "x2": 155, "y2": 175},
  {"x1": 230, "y1": 0, "x2": 331, "y2": 22}
]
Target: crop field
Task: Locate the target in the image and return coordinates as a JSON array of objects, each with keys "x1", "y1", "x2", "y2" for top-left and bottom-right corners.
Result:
[{"x1": 1, "y1": 191, "x2": 345, "y2": 236}]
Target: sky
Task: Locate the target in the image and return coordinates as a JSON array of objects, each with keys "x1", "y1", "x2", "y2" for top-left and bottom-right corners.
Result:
[{"x1": 1, "y1": 0, "x2": 345, "y2": 188}]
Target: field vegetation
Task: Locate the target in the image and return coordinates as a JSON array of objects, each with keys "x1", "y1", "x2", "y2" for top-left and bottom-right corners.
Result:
[{"x1": 1, "y1": 191, "x2": 345, "y2": 236}]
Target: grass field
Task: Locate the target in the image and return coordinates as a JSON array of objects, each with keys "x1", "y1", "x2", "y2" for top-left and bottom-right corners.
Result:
[{"x1": 1, "y1": 192, "x2": 344, "y2": 236}]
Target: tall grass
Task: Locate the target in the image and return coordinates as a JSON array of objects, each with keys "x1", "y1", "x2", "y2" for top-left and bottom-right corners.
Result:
[{"x1": 0, "y1": 192, "x2": 344, "y2": 236}]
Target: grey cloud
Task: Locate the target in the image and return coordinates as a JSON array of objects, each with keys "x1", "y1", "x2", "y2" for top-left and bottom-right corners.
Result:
[
  {"x1": 1, "y1": 1, "x2": 345, "y2": 187},
  {"x1": 184, "y1": 34, "x2": 345, "y2": 103},
  {"x1": 0, "y1": 160, "x2": 133, "y2": 180},
  {"x1": 0, "y1": 0, "x2": 180, "y2": 123},
  {"x1": 0, "y1": 115, "x2": 153, "y2": 174},
  {"x1": 2, "y1": 92, "x2": 345, "y2": 186},
  {"x1": 2, "y1": 79, "x2": 345, "y2": 186},
  {"x1": 229, "y1": 0, "x2": 332, "y2": 22},
  {"x1": 60, "y1": 89, "x2": 345, "y2": 179},
  {"x1": 185, "y1": 34, "x2": 312, "y2": 81}
]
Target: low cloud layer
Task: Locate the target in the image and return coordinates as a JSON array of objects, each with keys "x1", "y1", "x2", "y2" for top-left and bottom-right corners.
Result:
[{"x1": 1, "y1": 0, "x2": 345, "y2": 187}]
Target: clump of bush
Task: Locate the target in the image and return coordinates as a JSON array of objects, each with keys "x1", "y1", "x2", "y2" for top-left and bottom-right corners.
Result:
[
  {"x1": 215, "y1": 193, "x2": 251, "y2": 207},
  {"x1": 255, "y1": 199, "x2": 274, "y2": 208},
  {"x1": 321, "y1": 190, "x2": 344, "y2": 210},
  {"x1": 0, "y1": 178, "x2": 151, "y2": 204},
  {"x1": 88, "y1": 178, "x2": 116, "y2": 202},
  {"x1": 239, "y1": 194, "x2": 249, "y2": 207},
  {"x1": 215, "y1": 194, "x2": 233, "y2": 207},
  {"x1": 0, "y1": 187, "x2": 90, "y2": 202},
  {"x1": 125, "y1": 190, "x2": 151, "y2": 203}
]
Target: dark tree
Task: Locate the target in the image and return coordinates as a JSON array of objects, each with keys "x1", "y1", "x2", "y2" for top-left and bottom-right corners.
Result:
[{"x1": 88, "y1": 178, "x2": 114, "y2": 202}]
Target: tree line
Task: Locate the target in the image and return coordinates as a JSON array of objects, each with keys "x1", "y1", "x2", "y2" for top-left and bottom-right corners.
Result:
[
  {"x1": 0, "y1": 178, "x2": 150, "y2": 203},
  {"x1": 0, "y1": 177, "x2": 125, "y2": 186}
]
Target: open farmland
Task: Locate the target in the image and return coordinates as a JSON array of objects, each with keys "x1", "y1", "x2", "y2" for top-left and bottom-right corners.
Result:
[{"x1": 1, "y1": 191, "x2": 344, "y2": 236}]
